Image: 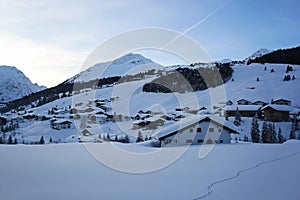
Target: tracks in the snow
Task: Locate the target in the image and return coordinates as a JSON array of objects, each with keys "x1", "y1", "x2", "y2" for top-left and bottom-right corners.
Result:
[{"x1": 193, "y1": 151, "x2": 300, "y2": 200}]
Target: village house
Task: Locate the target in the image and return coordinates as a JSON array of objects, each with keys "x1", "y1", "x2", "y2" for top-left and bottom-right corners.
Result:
[
  {"x1": 271, "y1": 98, "x2": 291, "y2": 106},
  {"x1": 237, "y1": 99, "x2": 252, "y2": 105},
  {"x1": 224, "y1": 105, "x2": 262, "y2": 118},
  {"x1": 226, "y1": 100, "x2": 233, "y2": 106},
  {"x1": 0, "y1": 116, "x2": 7, "y2": 126},
  {"x1": 151, "y1": 115, "x2": 239, "y2": 147},
  {"x1": 252, "y1": 100, "x2": 268, "y2": 106},
  {"x1": 261, "y1": 104, "x2": 291, "y2": 122},
  {"x1": 51, "y1": 119, "x2": 72, "y2": 130}
]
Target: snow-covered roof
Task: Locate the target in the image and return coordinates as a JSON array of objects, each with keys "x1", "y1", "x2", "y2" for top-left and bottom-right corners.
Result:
[
  {"x1": 224, "y1": 105, "x2": 262, "y2": 111},
  {"x1": 272, "y1": 98, "x2": 291, "y2": 103},
  {"x1": 53, "y1": 119, "x2": 72, "y2": 124},
  {"x1": 151, "y1": 115, "x2": 239, "y2": 139},
  {"x1": 262, "y1": 104, "x2": 291, "y2": 112}
]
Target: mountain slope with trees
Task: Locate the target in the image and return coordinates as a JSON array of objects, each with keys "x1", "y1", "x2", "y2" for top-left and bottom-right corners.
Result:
[{"x1": 247, "y1": 46, "x2": 300, "y2": 65}]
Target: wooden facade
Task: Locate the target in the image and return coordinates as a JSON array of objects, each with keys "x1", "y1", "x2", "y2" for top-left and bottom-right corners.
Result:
[{"x1": 262, "y1": 105, "x2": 290, "y2": 122}]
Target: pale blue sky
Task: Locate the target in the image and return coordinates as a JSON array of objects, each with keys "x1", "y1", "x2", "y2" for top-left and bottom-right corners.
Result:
[{"x1": 0, "y1": 0, "x2": 299, "y2": 87}]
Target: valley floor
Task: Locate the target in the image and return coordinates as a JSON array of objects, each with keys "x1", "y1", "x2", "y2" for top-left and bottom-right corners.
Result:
[{"x1": 0, "y1": 141, "x2": 299, "y2": 200}]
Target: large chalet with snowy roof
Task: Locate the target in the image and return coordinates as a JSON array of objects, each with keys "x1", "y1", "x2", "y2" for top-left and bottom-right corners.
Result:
[
  {"x1": 261, "y1": 104, "x2": 291, "y2": 122},
  {"x1": 151, "y1": 115, "x2": 239, "y2": 147}
]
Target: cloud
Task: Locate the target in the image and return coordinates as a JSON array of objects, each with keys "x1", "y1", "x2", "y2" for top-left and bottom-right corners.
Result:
[{"x1": 0, "y1": 31, "x2": 88, "y2": 87}]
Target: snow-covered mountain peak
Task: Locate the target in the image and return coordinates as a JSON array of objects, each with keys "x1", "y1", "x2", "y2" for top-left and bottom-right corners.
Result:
[
  {"x1": 245, "y1": 48, "x2": 273, "y2": 61},
  {"x1": 71, "y1": 53, "x2": 165, "y2": 83},
  {"x1": 112, "y1": 53, "x2": 154, "y2": 66},
  {"x1": 0, "y1": 65, "x2": 46, "y2": 102}
]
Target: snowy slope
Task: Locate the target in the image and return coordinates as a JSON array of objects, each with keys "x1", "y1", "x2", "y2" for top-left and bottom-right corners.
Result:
[
  {"x1": 0, "y1": 141, "x2": 299, "y2": 200},
  {"x1": 69, "y1": 53, "x2": 165, "y2": 83},
  {"x1": 17, "y1": 62, "x2": 298, "y2": 144},
  {"x1": 0, "y1": 65, "x2": 46, "y2": 102}
]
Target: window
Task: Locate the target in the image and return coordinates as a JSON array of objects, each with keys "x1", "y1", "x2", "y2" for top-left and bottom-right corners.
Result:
[
  {"x1": 190, "y1": 128, "x2": 193, "y2": 133},
  {"x1": 220, "y1": 140, "x2": 223, "y2": 143},
  {"x1": 209, "y1": 127, "x2": 214, "y2": 132},
  {"x1": 197, "y1": 128, "x2": 202, "y2": 132},
  {"x1": 186, "y1": 139, "x2": 192, "y2": 144},
  {"x1": 218, "y1": 128, "x2": 222, "y2": 133},
  {"x1": 164, "y1": 139, "x2": 171, "y2": 144},
  {"x1": 198, "y1": 139, "x2": 204, "y2": 143}
]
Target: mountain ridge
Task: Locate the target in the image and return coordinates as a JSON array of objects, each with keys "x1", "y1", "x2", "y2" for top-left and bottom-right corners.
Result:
[{"x1": 0, "y1": 65, "x2": 46, "y2": 102}]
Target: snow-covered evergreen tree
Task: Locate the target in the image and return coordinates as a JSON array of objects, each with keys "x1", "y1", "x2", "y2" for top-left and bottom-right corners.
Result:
[
  {"x1": 234, "y1": 108, "x2": 241, "y2": 126},
  {"x1": 136, "y1": 130, "x2": 144, "y2": 143},
  {"x1": 289, "y1": 123, "x2": 296, "y2": 140},
  {"x1": 277, "y1": 127, "x2": 284, "y2": 143},
  {"x1": 293, "y1": 114, "x2": 298, "y2": 130},
  {"x1": 261, "y1": 121, "x2": 269, "y2": 143},
  {"x1": 270, "y1": 123, "x2": 277, "y2": 143},
  {"x1": 106, "y1": 134, "x2": 111, "y2": 141},
  {"x1": 124, "y1": 134, "x2": 129, "y2": 143},
  {"x1": 39, "y1": 136, "x2": 45, "y2": 144},
  {"x1": 250, "y1": 117, "x2": 260, "y2": 143},
  {"x1": 8, "y1": 135, "x2": 13, "y2": 144}
]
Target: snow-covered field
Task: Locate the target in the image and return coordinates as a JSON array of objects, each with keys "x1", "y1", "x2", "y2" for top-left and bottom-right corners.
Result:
[{"x1": 0, "y1": 141, "x2": 299, "y2": 200}]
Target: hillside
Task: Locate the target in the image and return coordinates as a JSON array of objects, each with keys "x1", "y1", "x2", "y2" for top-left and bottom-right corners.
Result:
[
  {"x1": 0, "y1": 65, "x2": 45, "y2": 102},
  {"x1": 0, "y1": 48, "x2": 299, "y2": 144},
  {"x1": 247, "y1": 46, "x2": 300, "y2": 65}
]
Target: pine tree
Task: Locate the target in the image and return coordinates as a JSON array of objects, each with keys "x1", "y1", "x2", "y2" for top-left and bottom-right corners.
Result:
[
  {"x1": 293, "y1": 114, "x2": 298, "y2": 130},
  {"x1": 277, "y1": 127, "x2": 284, "y2": 143},
  {"x1": 39, "y1": 136, "x2": 45, "y2": 144},
  {"x1": 261, "y1": 121, "x2": 269, "y2": 143},
  {"x1": 234, "y1": 108, "x2": 241, "y2": 126},
  {"x1": 256, "y1": 77, "x2": 260, "y2": 82},
  {"x1": 292, "y1": 75, "x2": 295, "y2": 80},
  {"x1": 136, "y1": 131, "x2": 144, "y2": 143},
  {"x1": 0, "y1": 137, "x2": 3, "y2": 144},
  {"x1": 243, "y1": 135, "x2": 249, "y2": 142},
  {"x1": 106, "y1": 134, "x2": 110, "y2": 141},
  {"x1": 250, "y1": 117, "x2": 260, "y2": 143},
  {"x1": 270, "y1": 123, "x2": 277, "y2": 143},
  {"x1": 114, "y1": 135, "x2": 118, "y2": 142},
  {"x1": 145, "y1": 135, "x2": 149, "y2": 141},
  {"x1": 8, "y1": 135, "x2": 13, "y2": 144},
  {"x1": 290, "y1": 124, "x2": 296, "y2": 140},
  {"x1": 124, "y1": 134, "x2": 129, "y2": 143},
  {"x1": 49, "y1": 137, "x2": 53, "y2": 143},
  {"x1": 13, "y1": 138, "x2": 17, "y2": 144}
]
